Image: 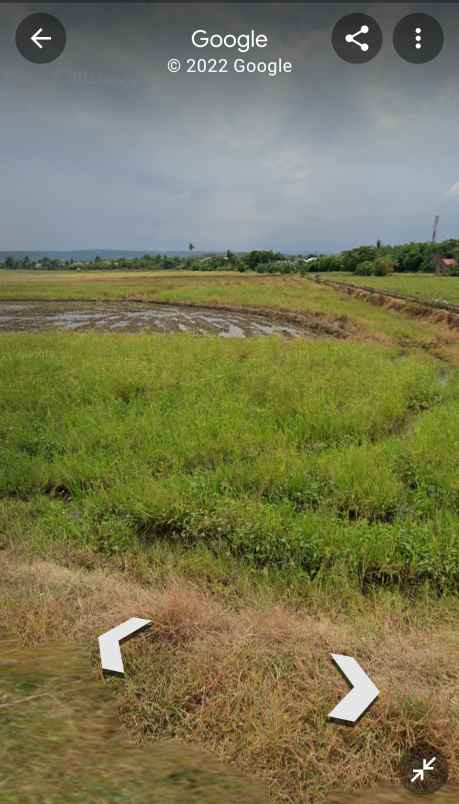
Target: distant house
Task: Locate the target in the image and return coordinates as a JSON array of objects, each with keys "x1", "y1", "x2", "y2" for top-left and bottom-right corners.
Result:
[{"x1": 432, "y1": 254, "x2": 458, "y2": 275}]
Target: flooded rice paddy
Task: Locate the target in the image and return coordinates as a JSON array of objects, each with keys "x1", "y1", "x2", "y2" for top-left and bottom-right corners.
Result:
[{"x1": 0, "y1": 301, "x2": 327, "y2": 339}]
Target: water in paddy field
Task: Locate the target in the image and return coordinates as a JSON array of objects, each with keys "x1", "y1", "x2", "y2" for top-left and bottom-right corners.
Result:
[{"x1": 0, "y1": 301, "x2": 308, "y2": 338}]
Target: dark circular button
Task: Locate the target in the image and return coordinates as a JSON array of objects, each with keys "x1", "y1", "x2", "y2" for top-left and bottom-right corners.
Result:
[
  {"x1": 399, "y1": 742, "x2": 449, "y2": 795},
  {"x1": 332, "y1": 14, "x2": 383, "y2": 64},
  {"x1": 393, "y1": 14, "x2": 443, "y2": 64},
  {"x1": 16, "y1": 13, "x2": 66, "y2": 64}
]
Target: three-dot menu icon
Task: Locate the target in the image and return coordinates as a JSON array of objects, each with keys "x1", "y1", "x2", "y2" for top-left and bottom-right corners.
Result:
[{"x1": 393, "y1": 14, "x2": 444, "y2": 64}]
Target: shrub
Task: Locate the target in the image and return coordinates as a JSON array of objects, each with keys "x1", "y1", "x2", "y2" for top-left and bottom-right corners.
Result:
[
  {"x1": 373, "y1": 256, "x2": 395, "y2": 276},
  {"x1": 354, "y1": 260, "x2": 374, "y2": 276},
  {"x1": 354, "y1": 257, "x2": 395, "y2": 277}
]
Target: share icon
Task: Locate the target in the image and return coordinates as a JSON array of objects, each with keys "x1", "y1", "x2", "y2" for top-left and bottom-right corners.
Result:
[
  {"x1": 345, "y1": 25, "x2": 370, "y2": 52},
  {"x1": 332, "y1": 14, "x2": 383, "y2": 64}
]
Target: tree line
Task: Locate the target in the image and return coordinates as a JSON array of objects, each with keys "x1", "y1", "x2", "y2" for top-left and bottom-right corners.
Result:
[
  {"x1": 309, "y1": 239, "x2": 459, "y2": 276},
  {"x1": 0, "y1": 250, "x2": 314, "y2": 275},
  {"x1": 2, "y1": 239, "x2": 459, "y2": 276}
]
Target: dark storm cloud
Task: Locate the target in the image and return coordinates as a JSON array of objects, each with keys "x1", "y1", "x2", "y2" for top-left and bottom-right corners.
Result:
[{"x1": 1, "y1": 3, "x2": 459, "y2": 251}]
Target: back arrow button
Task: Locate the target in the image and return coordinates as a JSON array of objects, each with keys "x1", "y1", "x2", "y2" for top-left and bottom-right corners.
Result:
[
  {"x1": 31, "y1": 28, "x2": 53, "y2": 50},
  {"x1": 16, "y1": 13, "x2": 66, "y2": 64}
]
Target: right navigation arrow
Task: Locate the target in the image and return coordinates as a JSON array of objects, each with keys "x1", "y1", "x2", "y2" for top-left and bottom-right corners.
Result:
[{"x1": 328, "y1": 654, "x2": 379, "y2": 724}]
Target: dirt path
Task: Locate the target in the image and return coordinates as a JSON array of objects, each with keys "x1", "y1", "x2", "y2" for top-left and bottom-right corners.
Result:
[{"x1": 0, "y1": 641, "x2": 267, "y2": 804}]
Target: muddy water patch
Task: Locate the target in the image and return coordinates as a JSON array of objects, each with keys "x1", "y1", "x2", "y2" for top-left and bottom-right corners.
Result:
[{"x1": 0, "y1": 301, "x2": 342, "y2": 339}]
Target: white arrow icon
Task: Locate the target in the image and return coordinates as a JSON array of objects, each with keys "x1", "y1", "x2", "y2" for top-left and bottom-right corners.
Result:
[
  {"x1": 98, "y1": 617, "x2": 152, "y2": 676},
  {"x1": 31, "y1": 28, "x2": 52, "y2": 49},
  {"x1": 411, "y1": 756, "x2": 437, "y2": 783},
  {"x1": 328, "y1": 654, "x2": 379, "y2": 723}
]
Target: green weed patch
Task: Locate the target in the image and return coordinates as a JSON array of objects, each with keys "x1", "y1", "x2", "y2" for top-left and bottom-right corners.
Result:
[{"x1": 1, "y1": 332, "x2": 458, "y2": 592}]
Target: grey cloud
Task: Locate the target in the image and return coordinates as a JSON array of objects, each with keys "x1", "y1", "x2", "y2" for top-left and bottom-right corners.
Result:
[{"x1": 1, "y1": 3, "x2": 459, "y2": 251}]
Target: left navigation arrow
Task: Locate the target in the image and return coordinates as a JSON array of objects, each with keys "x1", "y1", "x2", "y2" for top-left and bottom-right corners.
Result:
[{"x1": 98, "y1": 617, "x2": 152, "y2": 677}]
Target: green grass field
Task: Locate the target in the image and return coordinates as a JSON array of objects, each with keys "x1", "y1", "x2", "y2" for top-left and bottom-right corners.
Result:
[
  {"x1": 1, "y1": 332, "x2": 458, "y2": 590},
  {"x1": 325, "y1": 272, "x2": 459, "y2": 305},
  {"x1": 1, "y1": 270, "x2": 459, "y2": 803}
]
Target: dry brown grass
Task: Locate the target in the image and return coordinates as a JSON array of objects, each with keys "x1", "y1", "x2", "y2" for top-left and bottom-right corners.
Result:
[{"x1": 1, "y1": 553, "x2": 458, "y2": 803}]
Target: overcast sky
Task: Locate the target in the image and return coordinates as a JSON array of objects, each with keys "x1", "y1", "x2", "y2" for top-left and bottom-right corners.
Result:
[{"x1": 1, "y1": 2, "x2": 459, "y2": 252}]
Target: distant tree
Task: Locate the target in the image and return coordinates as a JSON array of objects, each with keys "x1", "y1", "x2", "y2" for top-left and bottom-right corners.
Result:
[
  {"x1": 342, "y1": 246, "x2": 377, "y2": 272},
  {"x1": 245, "y1": 250, "x2": 283, "y2": 270},
  {"x1": 309, "y1": 255, "x2": 344, "y2": 272},
  {"x1": 355, "y1": 260, "x2": 374, "y2": 276},
  {"x1": 160, "y1": 257, "x2": 177, "y2": 270},
  {"x1": 396, "y1": 246, "x2": 424, "y2": 273}
]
